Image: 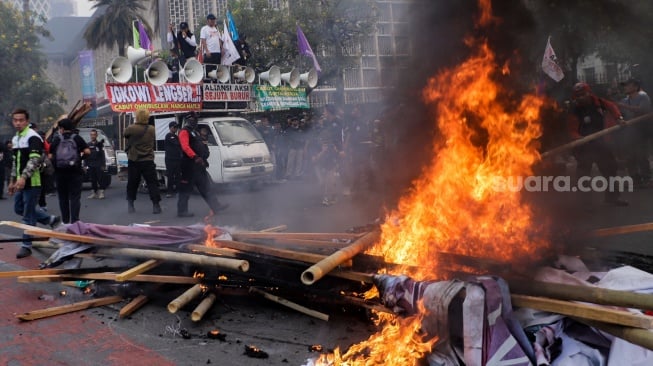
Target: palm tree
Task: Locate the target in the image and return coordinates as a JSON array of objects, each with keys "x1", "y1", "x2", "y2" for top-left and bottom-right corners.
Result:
[{"x1": 83, "y1": 0, "x2": 152, "y2": 57}]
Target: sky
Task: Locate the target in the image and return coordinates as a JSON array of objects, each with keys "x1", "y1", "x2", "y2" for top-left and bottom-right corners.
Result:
[{"x1": 75, "y1": 0, "x2": 94, "y2": 17}]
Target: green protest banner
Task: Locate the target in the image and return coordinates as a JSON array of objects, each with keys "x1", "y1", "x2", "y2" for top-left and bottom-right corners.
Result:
[{"x1": 253, "y1": 85, "x2": 310, "y2": 110}]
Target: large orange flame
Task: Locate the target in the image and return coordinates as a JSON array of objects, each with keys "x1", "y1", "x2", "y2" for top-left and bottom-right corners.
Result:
[{"x1": 314, "y1": 1, "x2": 550, "y2": 364}]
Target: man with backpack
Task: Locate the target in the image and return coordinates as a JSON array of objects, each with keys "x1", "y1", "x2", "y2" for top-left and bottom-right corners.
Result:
[{"x1": 49, "y1": 118, "x2": 90, "y2": 224}]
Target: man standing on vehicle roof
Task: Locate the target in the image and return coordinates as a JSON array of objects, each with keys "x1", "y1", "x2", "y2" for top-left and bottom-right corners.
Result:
[{"x1": 177, "y1": 113, "x2": 229, "y2": 218}]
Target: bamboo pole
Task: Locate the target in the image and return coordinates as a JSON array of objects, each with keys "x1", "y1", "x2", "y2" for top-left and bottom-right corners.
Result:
[
  {"x1": 168, "y1": 284, "x2": 203, "y2": 313},
  {"x1": 116, "y1": 259, "x2": 160, "y2": 282},
  {"x1": 18, "y1": 273, "x2": 201, "y2": 285},
  {"x1": 249, "y1": 287, "x2": 329, "y2": 321},
  {"x1": 232, "y1": 232, "x2": 361, "y2": 241},
  {"x1": 17, "y1": 295, "x2": 123, "y2": 321},
  {"x1": 509, "y1": 280, "x2": 653, "y2": 311},
  {"x1": 187, "y1": 241, "x2": 335, "y2": 264},
  {"x1": 301, "y1": 231, "x2": 380, "y2": 285},
  {"x1": 258, "y1": 225, "x2": 288, "y2": 232},
  {"x1": 590, "y1": 222, "x2": 653, "y2": 237},
  {"x1": 93, "y1": 247, "x2": 249, "y2": 272},
  {"x1": 511, "y1": 294, "x2": 653, "y2": 329},
  {"x1": 572, "y1": 317, "x2": 653, "y2": 351},
  {"x1": 191, "y1": 293, "x2": 217, "y2": 322},
  {"x1": 541, "y1": 112, "x2": 653, "y2": 159},
  {"x1": 119, "y1": 295, "x2": 149, "y2": 318}
]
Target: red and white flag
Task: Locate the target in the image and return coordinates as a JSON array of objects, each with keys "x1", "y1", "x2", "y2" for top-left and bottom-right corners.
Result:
[{"x1": 541, "y1": 36, "x2": 564, "y2": 82}]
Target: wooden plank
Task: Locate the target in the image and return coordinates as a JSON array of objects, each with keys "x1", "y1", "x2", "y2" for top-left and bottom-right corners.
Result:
[
  {"x1": 119, "y1": 295, "x2": 149, "y2": 318},
  {"x1": 258, "y1": 225, "x2": 287, "y2": 232},
  {"x1": 17, "y1": 273, "x2": 201, "y2": 285},
  {"x1": 188, "y1": 242, "x2": 336, "y2": 265},
  {"x1": 116, "y1": 259, "x2": 161, "y2": 282},
  {"x1": 590, "y1": 222, "x2": 653, "y2": 237},
  {"x1": 232, "y1": 232, "x2": 361, "y2": 241},
  {"x1": 511, "y1": 294, "x2": 653, "y2": 329},
  {"x1": 17, "y1": 295, "x2": 123, "y2": 321},
  {"x1": 250, "y1": 287, "x2": 329, "y2": 321},
  {"x1": 0, "y1": 269, "x2": 78, "y2": 278}
]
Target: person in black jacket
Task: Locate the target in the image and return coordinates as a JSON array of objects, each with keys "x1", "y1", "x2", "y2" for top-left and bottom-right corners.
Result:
[
  {"x1": 176, "y1": 113, "x2": 228, "y2": 218},
  {"x1": 85, "y1": 129, "x2": 107, "y2": 199},
  {"x1": 164, "y1": 121, "x2": 182, "y2": 197},
  {"x1": 167, "y1": 22, "x2": 197, "y2": 66},
  {"x1": 48, "y1": 119, "x2": 90, "y2": 224}
]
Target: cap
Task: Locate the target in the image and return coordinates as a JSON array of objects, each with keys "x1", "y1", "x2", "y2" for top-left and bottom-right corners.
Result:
[
  {"x1": 179, "y1": 22, "x2": 188, "y2": 29},
  {"x1": 572, "y1": 82, "x2": 592, "y2": 98},
  {"x1": 58, "y1": 118, "x2": 74, "y2": 131},
  {"x1": 169, "y1": 121, "x2": 178, "y2": 128},
  {"x1": 206, "y1": 13, "x2": 216, "y2": 20},
  {"x1": 620, "y1": 78, "x2": 641, "y2": 87}
]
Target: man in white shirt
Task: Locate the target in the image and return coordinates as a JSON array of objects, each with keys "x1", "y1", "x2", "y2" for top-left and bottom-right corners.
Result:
[{"x1": 200, "y1": 13, "x2": 222, "y2": 76}]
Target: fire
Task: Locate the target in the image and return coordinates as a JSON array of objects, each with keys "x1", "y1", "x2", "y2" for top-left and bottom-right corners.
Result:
[
  {"x1": 204, "y1": 224, "x2": 220, "y2": 247},
  {"x1": 369, "y1": 2, "x2": 548, "y2": 280}
]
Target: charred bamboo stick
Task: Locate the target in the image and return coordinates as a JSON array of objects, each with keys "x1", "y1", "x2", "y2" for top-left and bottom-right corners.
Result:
[
  {"x1": 168, "y1": 284, "x2": 203, "y2": 313},
  {"x1": 511, "y1": 294, "x2": 653, "y2": 329},
  {"x1": 191, "y1": 293, "x2": 217, "y2": 322},
  {"x1": 301, "y1": 231, "x2": 380, "y2": 285},
  {"x1": 119, "y1": 295, "x2": 149, "y2": 318},
  {"x1": 250, "y1": 287, "x2": 329, "y2": 321},
  {"x1": 572, "y1": 317, "x2": 653, "y2": 352},
  {"x1": 17, "y1": 295, "x2": 123, "y2": 321},
  {"x1": 509, "y1": 280, "x2": 653, "y2": 311},
  {"x1": 590, "y1": 222, "x2": 653, "y2": 237},
  {"x1": 116, "y1": 259, "x2": 160, "y2": 282},
  {"x1": 93, "y1": 247, "x2": 249, "y2": 272},
  {"x1": 0, "y1": 268, "x2": 122, "y2": 278},
  {"x1": 18, "y1": 273, "x2": 200, "y2": 285},
  {"x1": 0, "y1": 236, "x2": 49, "y2": 243},
  {"x1": 541, "y1": 112, "x2": 653, "y2": 159}
]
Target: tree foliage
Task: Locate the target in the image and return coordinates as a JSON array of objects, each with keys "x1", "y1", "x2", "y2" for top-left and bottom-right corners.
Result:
[
  {"x1": 84, "y1": 0, "x2": 152, "y2": 57},
  {"x1": 230, "y1": 0, "x2": 377, "y2": 100},
  {"x1": 0, "y1": 2, "x2": 65, "y2": 129}
]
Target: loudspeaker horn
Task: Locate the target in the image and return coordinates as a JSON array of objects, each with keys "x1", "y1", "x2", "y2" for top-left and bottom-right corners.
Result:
[
  {"x1": 300, "y1": 68, "x2": 318, "y2": 88},
  {"x1": 106, "y1": 56, "x2": 133, "y2": 83},
  {"x1": 259, "y1": 65, "x2": 281, "y2": 87},
  {"x1": 281, "y1": 68, "x2": 300, "y2": 88},
  {"x1": 144, "y1": 60, "x2": 170, "y2": 86},
  {"x1": 127, "y1": 46, "x2": 153, "y2": 64},
  {"x1": 207, "y1": 65, "x2": 231, "y2": 83},
  {"x1": 180, "y1": 59, "x2": 204, "y2": 84},
  {"x1": 233, "y1": 66, "x2": 255, "y2": 83}
]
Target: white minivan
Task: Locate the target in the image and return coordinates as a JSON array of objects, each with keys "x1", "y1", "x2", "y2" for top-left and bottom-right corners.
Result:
[{"x1": 117, "y1": 114, "x2": 274, "y2": 186}]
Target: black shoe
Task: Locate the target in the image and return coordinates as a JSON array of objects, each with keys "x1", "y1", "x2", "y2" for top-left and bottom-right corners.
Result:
[
  {"x1": 128, "y1": 200, "x2": 135, "y2": 213},
  {"x1": 177, "y1": 212, "x2": 195, "y2": 218},
  {"x1": 16, "y1": 246, "x2": 32, "y2": 259},
  {"x1": 153, "y1": 202, "x2": 162, "y2": 214},
  {"x1": 49, "y1": 215, "x2": 61, "y2": 229},
  {"x1": 214, "y1": 203, "x2": 229, "y2": 212}
]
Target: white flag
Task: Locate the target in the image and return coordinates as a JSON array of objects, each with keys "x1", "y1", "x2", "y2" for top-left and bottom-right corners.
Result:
[
  {"x1": 541, "y1": 36, "x2": 564, "y2": 82},
  {"x1": 221, "y1": 20, "x2": 241, "y2": 66}
]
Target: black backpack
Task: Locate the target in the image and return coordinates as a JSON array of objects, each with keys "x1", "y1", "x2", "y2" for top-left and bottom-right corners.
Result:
[{"x1": 55, "y1": 134, "x2": 80, "y2": 168}]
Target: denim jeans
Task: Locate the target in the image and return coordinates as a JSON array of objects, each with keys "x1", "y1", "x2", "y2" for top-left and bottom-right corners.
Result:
[{"x1": 14, "y1": 187, "x2": 51, "y2": 248}]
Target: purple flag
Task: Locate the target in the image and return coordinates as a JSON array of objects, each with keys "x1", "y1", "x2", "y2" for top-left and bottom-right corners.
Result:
[
  {"x1": 138, "y1": 21, "x2": 152, "y2": 51},
  {"x1": 297, "y1": 25, "x2": 321, "y2": 73}
]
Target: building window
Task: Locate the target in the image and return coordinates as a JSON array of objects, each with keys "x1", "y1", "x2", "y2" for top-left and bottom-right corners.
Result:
[{"x1": 583, "y1": 67, "x2": 596, "y2": 85}]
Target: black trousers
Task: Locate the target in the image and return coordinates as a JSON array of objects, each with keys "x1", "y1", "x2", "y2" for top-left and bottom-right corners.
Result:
[
  {"x1": 177, "y1": 160, "x2": 221, "y2": 214},
  {"x1": 55, "y1": 170, "x2": 82, "y2": 223},
  {"x1": 573, "y1": 140, "x2": 620, "y2": 201},
  {"x1": 204, "y1": 52, "x2": 222, "y2": 77},
  {"x1": 87, "y1": 166, "x2": 107, "y2": 191},
  {"x1": 165, "y1": 159, "x2": 182, "y2": 193},
  {"x1": 126, "y1": 160, "x2": 161, "y2": 203}
]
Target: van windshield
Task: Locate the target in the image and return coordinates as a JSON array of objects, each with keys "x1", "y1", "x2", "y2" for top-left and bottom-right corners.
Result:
[{"x1": 212, "y1": 120, "x2": 263, "y2": 146}]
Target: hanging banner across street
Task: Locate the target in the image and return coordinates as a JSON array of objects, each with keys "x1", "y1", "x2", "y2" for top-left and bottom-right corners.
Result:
[
  {"x1": 253, "y1": 85, "x2": 310, "y2": 110},
  {"x1": 105, "y1": 83, "x2": 203, "y2": 112}
]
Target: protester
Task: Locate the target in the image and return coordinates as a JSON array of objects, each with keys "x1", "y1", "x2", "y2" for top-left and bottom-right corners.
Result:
[
  {"x1": 49, "y1": 118, "x2": 90, "y2": 224},
  {"x1": 168, "y1": 22, "x2": 197, "y2": 66},
  {"x1": 234, "y1": 33, "x2": 251, "y2": 66},
  {"x1": 284, "y1": 116, "x2": 305, "y2": 180},
  {"x1": 200, "y1": 13, "x2": 222, "y2": 76},
  {"x1": 4, "y1": 140, "x2": 13, "y2": 189},
  {"x1": 177, "y1": 113, "x2": 228, "y2": 218},
  {"x1": 164, "y1": 121, "x2": 182, "y2": 197},
  {"x1": 85, "y1": 129, "x2": 108, "y2": 199},
  {"x1": 8, "y1": 108, "x2": 60, "y2": 258},
  {"x1": 124, "y1": 109, "x2": 162, "y2": 214},
  {"x1": 568, "y1": 82, "x2": 628, "y2": 206},
  {"x1": 616, "y1": 78, "x2": 652, "y2": 187}
]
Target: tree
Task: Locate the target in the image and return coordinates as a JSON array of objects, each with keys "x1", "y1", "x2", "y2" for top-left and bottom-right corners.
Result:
[
  {"x1": 0, "y1": 2, "x2": 65, "y2": 134},
  {"x1": 230, "y1": 0, "x2": 377, "y2": 104},
  {"x1": 83, "y1": 0, "x2": 152, "y2": 57}
]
